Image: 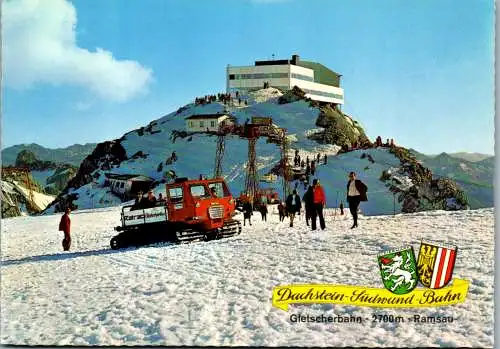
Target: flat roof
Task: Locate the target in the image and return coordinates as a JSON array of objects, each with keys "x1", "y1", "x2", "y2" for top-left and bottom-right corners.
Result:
[
  {"x1": 255, "y1": 59, "x2": 290, "y2": 66},
  {"x1": 105, "y1": 173, "x2": 153, "y2": 181},
  {"x1": 185, "y1": 113, "x2": 230, "y2": 120}
]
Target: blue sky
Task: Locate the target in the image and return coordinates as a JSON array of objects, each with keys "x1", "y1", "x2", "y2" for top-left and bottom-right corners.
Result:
[{"x1": 2, "y1": 0, "x2": 494, "y2": 154}]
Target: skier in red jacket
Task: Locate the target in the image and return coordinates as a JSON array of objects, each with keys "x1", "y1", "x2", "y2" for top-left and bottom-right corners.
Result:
[{"x1": 59, "y1": 208, "x2": 72, "y2": 251}]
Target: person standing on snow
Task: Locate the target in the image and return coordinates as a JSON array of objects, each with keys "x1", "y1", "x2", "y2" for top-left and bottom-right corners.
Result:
[
  {"x1": 242, "y1": 200, "x2": 253, "y2": 226},
  {"x1": 346, "y1": 171, "x2": 368, "y2": 229},
  {"x1": 277, "y1": 201, "x2": 286, "y2": 222},
  {"x1": 311, "y1": 179, "x2": 326, "y2": 230},
  {"x1": 285, "y1": 189, "x2": 302, "y2": 228},
  {"x1": 302, "y1": 185, "x2": 314, "y2": 227},
  {"x1": 59, "y1": 208, "x2": 72, "y2": 251},
  {"x1": 259, "y1": 202, "x2": 268, "y2": 222}
]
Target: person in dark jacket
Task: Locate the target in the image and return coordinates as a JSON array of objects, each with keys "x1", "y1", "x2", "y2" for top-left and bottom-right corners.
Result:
[
  {"x1": 143, "y1": 190, "x2": 157, "y2": 208},
  {"x1": 242, "y1": 201, "x2": 253, "y2": 226},
  {"x1": 346, "y1": 172, "x2": 368, "y2": 229},
  {"x1": 259, "y1": 202, "x2": 268, "y2": 222},
  {"x1": 59, "y1": 208, "x2": 72, "y2": 251},
  {"x1": 339, "y1": 200, "x2": 344, "y2": 215},
  {"x1": 277, "y1": 201, "x2": 286, "y2": 222},
  {"x1": 286, "y1": 190, "x2": 302, "y2": 227},
  {"x1": 132, "y1": 191, "x2": 143, "y2": 210},
  {"x1": 302, "y1": 185, "x2": 314, "y2": 227},
  {"x1": 311, "y1": 179, "x2": 326, "y2": 230}
]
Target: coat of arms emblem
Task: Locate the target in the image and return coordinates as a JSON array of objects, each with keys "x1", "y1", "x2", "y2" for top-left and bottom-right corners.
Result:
[
  {"x1": 417, "y1": 240, "x2": 457, "y2": 289},
  {"x1": 377, "y1": 246, "x2": 418, "y2": 294}
]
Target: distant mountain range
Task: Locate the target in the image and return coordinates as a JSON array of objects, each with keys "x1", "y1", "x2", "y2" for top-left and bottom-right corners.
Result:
[
  {"x1": 2, "y1": 143, "x2": 97, "y2": 167},
  {"x1": 409, "y1": 149, "x2": 494, "y2": 208},
  {"x1": 424, "y1": 152, "x2": 493, "y2": 163}
]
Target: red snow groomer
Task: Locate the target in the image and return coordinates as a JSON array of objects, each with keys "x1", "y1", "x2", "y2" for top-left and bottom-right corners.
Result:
[{"x1": 110, "y1": 177, "x2": 242, "y2": 249}]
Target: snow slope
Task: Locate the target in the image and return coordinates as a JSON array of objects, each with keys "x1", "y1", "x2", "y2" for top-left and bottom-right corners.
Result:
[
  {"x1": 9, "y1": 180, "x2": 55, "y2": 211},
  {"x1": 1, "y1": 207, "x2": 494, "y2": 346},
  {"x1": 46, "y1": 92, "x2": 414, "y2": 216}
]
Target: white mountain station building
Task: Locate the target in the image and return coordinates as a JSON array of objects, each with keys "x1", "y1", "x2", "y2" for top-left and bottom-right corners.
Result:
[
  {"x1": 185, "y1": 113, "x2": 234, "y2": 132},
  {"x1": 226, "y1": 54, "x2": 344, "y2": 105}
]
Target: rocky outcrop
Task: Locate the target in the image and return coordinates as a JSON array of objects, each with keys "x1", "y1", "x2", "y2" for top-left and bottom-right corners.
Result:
[
  {"x1": 44, "y1": 165, "x2": 79, "y2": 195},
  {"x1": 121, "y1": 121, "x2": 162, "y2": 139},
  {"x1": 12, "y1": 150, "x2": 78, "y2": 196},
  {"x1": 65, "y1": 140, "x2": 127, "y2": 190},
  {"x1": 380, "y1": 145, "x2": 469, "y2": 213},
  {"x1": 52, "y1": 193, "x2": 79, "y2": 212},
  {"x1": 2, "y1": 181, "x2": 25, "y2": 218},
  {"x1": 398, "y1": 178, "x2": 469, "y2": 213},
  {"x1": 1, "y1": 179, "x2": 54, "y2": 218},
  {"x1": 389, "y1": 146, "x2": 432, "y2": 185},
  {"x1": 309, "y1": 105, "x2": 371, "y2": 148},
  {"x1": 278, "y1": 86, "x2": 306, "y2": 104},
  {"x1": 48, "y1": 140, "x2": 127, "y2": 212},
  {"x1": 15, "y1": 150, "x2": 58, "y2": 171},
  {"x1": 170, "y1": 130, "x2": 190, "y2": 143}
]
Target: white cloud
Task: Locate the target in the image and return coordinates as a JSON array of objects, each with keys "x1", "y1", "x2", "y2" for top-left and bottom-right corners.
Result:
[{"x1": 2, "y1": 0, "x2": 153, "y2": 102}]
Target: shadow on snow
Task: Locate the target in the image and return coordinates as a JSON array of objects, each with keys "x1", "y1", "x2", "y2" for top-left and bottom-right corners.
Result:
[{"x1": 0, "y1": 243, "x2": 176, "y2": 267}]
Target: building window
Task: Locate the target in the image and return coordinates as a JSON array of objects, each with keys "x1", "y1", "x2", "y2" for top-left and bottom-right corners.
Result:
[
  {"x1": 189, "y1": 121, "x2": 193, "y2": 127},
  {"x1": 301, "y1": 88, "x2": 343, "y2": 100},
  {"x1": 169, "y1": 187, "x2": 183, "y2": 199},
  {"x1": 190, "y1": 185, "x2": 209, "y2": 198},
  {"x1": 210, "y1": 121, "x2": 215, "y2": 127},
  {"x1": 200, "y1": 121, "x2": 204, "y2": 127},
  {"x1": 291, "y1": 73, "x2": 314, "y2": 82},
  {"x1": 169, "y1": 187, "x2": 183, "y2": 205},
  {"x1": 231, "y1": 72, "x2": 288, "y2": 80}
]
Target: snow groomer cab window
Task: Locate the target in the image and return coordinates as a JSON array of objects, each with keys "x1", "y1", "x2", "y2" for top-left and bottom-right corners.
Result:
[
  {"x1": 169, "y1": 187, "x2": 184, "y2": 209},
  {"x1": 208, "y1": 182, "x2": 229, "y2": 198},
  {"x1": 190, "y1": 185, "x2": 210, "y2": 199}
]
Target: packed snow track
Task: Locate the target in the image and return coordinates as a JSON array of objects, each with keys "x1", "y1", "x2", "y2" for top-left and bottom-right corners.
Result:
[{"x1": 1, "y1": 206, "x2": 494, "y2": 347}]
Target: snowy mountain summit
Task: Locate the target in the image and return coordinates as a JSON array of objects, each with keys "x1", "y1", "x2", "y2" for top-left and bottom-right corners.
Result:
[{"x1": 43, "y1": 88, "x2": 468, "y2": 216}]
